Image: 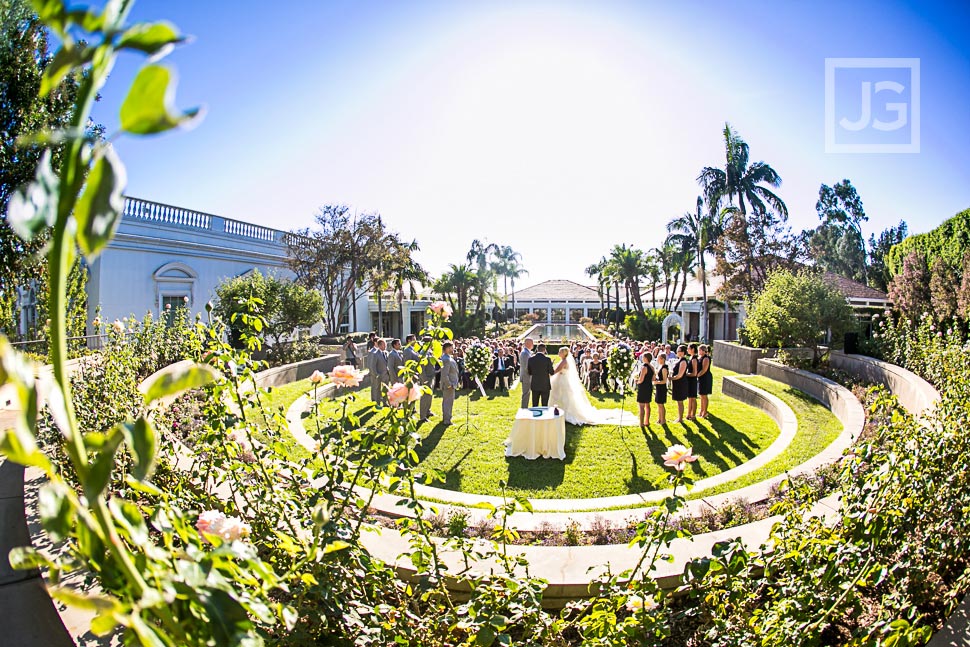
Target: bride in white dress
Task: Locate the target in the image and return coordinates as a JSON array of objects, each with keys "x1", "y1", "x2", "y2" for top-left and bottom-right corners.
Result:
[{"x1": 549, "y1": 348, "x2": 638, "y2": 426}]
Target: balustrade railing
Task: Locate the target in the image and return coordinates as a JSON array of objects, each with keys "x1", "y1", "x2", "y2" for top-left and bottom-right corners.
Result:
[
  {"x1": 123, "y1": 196, "x2": 287, "y2": 243},
  {"x1": 124, "y1": 196, "x2": 211, "y2": 230}
]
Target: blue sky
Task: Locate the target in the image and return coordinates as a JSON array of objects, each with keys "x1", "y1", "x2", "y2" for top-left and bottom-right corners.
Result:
[{"x1": 91, "y1": 1, "x2": 970, "y2": 287}]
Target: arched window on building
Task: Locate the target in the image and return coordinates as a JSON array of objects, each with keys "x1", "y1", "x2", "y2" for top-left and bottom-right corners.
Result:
[{"x1": 152, "y1": 262, "x2": 197, "y2": 323}]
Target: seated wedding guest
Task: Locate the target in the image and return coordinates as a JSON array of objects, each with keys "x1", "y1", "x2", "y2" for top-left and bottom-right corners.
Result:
[
  {"x1": 587, "y1": 353, "x2": 602, "y2": 392},
  {"x1": 486, "y1": 347, "x2": 514, "y2": 390}
]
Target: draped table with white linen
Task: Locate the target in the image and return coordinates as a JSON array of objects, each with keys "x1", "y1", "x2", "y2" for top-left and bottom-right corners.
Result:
[{"x1": 504, "y1": 407, "x2": 566, "y2": 460}]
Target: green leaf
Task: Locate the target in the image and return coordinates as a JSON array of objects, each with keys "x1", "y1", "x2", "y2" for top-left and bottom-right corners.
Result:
[
  {"x1": 90, "y1": 610, "x2": 121, "y2": 637},
  {"x1": 129, "y1": 613, "x2": 167, "y2": 647},
  {"x1": 50, "y1": 587, "x2": 122, "y2": 612},
  {"x1": 120, "y1": 64, "x2": 202, "y2": 135},
  {"x1": 322, "y1": 540, "x2": 350, "y2": 555},
  {"x1": 0, "y1": 426, "x2": 51, "y2": 472},
  {"x1": 475, "y1": 625, "x2": 496, "y2": 646},
  {"x1": 117, "y1": 22, "x2": 184, "y2": 56},
  {"x1": 109, "y1": 499, "x2": 149, "y2": 545},
  {"x1": 74, "y1": 145, "x2": 126, "y2": 259},
  {"x1": 85, "y1": 428, "x2": 123, "y2": 500},
  {"x1": 143, "y1": 362, "x2": 219, "y2": 404},
  {"x1": 40, "y1": 45, "x2": 90, "y2": 97},
  {"x1": 39, "y1": 482, "x2": 75, "y2": 543},
  {"x1": 6, "y1": 151, "x2": 59, "y2": 242},
  {"x1": 120, "y1": 417, "x2": 157, "y2": 481},
  {"x1": 8, "y1": 546, "x2": 53, "y2": 572},
  {"x1": 31, "y1": 0, "x2": 67, "y2": 35}
]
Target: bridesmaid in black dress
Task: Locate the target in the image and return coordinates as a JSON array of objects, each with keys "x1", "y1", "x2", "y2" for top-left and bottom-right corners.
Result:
[
  {"x1": 686, "y1": 343, "x2": 699, "y2": 420},
  {"x1": 670, "y1": 345, "x2": 689, "y2": 423},
  {"x1": 636, "y1": 352, "x2": 655, "y2": 427},
  {"x1": 653, "y1": 352, "x2": 669, "y2": 425},
  {"x1": 697, "y1": 344, "x2": 713, "y2": 418}
]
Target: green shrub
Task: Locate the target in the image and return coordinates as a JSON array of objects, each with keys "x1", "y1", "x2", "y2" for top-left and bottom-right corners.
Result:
[{"x1": 887, "y1": 207, "x2": 970, "y2": 277}]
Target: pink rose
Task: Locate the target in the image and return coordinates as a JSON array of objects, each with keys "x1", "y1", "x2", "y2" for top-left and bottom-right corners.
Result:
[
  {"x1": 387, "y1": 382, "x2": 410, "y2": 407},
  {"x1": 408, "y1": 384, "x2": 421, "y2": 403},
  {"x1": 328, "y1": 364, "x2": 363, "y2": 388},
  {"x1": 429, "y1": 301, "x2": 453, "y2": 320},
  {"x1": 310, "y1": 370, "x2": 325, "y2": 384},
  {"x1": 196, "y1": 510, "x2": 251, "y2": 543},
  {"x1": 197, "y1": 510, "x2": 225, "y2": 535},
  {"x1": 661, "y1": 444, "x2": 698, "y2": 471}
]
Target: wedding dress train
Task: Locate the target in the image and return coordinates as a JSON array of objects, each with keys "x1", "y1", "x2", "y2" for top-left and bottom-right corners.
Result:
[{"x1": 549, "y1": 355, "x2": 638, "y2": 426}]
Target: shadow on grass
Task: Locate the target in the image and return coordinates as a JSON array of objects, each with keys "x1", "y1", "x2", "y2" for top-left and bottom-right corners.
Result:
[
  {"x1": 504, "y1": 424, "x2": 584, "y2": 491},
  {"x1": 415, "y1": 421, "x2": 451, "y2": 461}
]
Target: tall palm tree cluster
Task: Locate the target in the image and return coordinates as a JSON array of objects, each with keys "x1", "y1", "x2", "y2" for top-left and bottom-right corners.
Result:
[
  {"x1": 586, "y1": 122, "x2": 789, "y2": 342},
  {"x1": 432, "y1": 240, "x2": 527, "y2": 334}
]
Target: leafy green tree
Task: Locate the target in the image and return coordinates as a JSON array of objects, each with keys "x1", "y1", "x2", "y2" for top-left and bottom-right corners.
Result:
[
  {"x1": 287, "y1": 206, "x2": 387, "y2": 335},
  {"x1": 958, "y1": 252, "x2": 970, "y2": 321},
  {"x1": 0, "y1": 0, "x2": 94, "y2": 337},
  {"x1": 806, "y1": 180, "x2": 868, "y2": 283},
  {"x1": 623, "y1": 309, "x2": 667, "y2": 340},
  {"x1": 214, "y1": 270, "x2": 324, "y2": 348},
  {"x1": 743, "y1": 270, "x2": 856, "y2": 365},
  {"x1": 868, "y1": 220, "x2": 907, "y2": 292},
  {"x1": 886, "y1": 208, "x2": 970, "y2": 277}
]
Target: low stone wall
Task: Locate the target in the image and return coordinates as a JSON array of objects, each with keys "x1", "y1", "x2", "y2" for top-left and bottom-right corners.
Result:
[
  {"x1": 829, "y1": 351, "x2": 939, "y2": 417},
  {"x1": 756, "y1": 359, "x2": 855, "y2": 422},
  {"x1": 254, "y1": 354, "x2": 343, "y2": 389},
  {"x1": 713, "y1": 341, "x2": 816, "y2": 375},
  {"x1": 721, "y1": 375, "x2": 787, "y2": 431}
]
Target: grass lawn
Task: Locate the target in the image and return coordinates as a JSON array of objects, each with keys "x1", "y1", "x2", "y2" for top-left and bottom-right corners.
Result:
[
  {"x1": 305, "y1": 367, "x2": 779, "y2": 499},
  {"x1": 245, "y1": 378, "x2": 317, "y2": 461},
  {"x1": 689, "y1": 375, "x2": 844, "y2": 499}
]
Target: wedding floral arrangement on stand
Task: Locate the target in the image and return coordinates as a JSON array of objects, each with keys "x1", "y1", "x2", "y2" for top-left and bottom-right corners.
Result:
[
  {"x1": 607, "y1": 344, "x2": 635, "y2": 395},
  {"x1": 464, "y1": 344, "x2": 492, "y2": 395}
]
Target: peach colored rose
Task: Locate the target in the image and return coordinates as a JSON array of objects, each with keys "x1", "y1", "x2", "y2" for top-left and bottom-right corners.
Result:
[
  {"x1": 387, "y1": 382, "x2": 410, "y2": 407},
  {"x1": 112, "y1": 319, "x2": 125, "y2": 334},
  {"x1": 429, "y1": 301, "x2": 453, "y2": 320},
  {"x1": 196, "y1": 510, "x2": 251, "y2": 543},
  {"x1": 328, "y1": 364, "x2": 363, "y2": 388},
  {"x1": 661, "y1": 444, "x2": 698, "y2": 471},
  {"x1": 625, "y1": 595, "x2": 659, "y2": 613},
  {"x1": 309, "y1": 370, "x2": 325, "y2": 384},
  {"x1": 408, "y1": 384, "x2": 421, "y2": 403}
]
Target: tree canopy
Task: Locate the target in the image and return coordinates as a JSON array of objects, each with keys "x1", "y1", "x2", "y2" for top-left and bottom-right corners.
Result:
[
  {"x1": 743, "y1": 269, "x2": 856, "y2": 364},
  {"x1": 886, "y1": 208, "x2": 970, "y2": 278},
  {"x1": 214, "y1": 270, "x2": 324, "y2": 348}
]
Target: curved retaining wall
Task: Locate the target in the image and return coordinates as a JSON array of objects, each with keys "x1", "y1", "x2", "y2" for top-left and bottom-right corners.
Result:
[
  {"x1": 712, "y1": 340, "x2": 815, "y2": 375},
  {"x1": 828, "y1": 351, "x2": 939, "y2": 417}
]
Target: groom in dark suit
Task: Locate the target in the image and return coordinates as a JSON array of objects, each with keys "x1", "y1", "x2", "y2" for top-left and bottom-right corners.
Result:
[{"x1": 527, "y1": 344, "x2": 554, "y2": 407}]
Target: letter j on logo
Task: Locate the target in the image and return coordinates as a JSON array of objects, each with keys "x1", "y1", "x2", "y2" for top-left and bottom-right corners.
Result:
[{"x1": 825, "y1": 58, "x2": 920, "y2": 153}]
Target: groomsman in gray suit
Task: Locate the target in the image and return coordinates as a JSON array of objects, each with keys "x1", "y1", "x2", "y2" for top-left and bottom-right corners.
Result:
[
  {"x1": 440, "y1": 341, "x2": 460, "y2": 425},
  {"x1": 409, "y1": 335, "x2": 437, "y2": 421},
  {"x1": 368, "y1": 338, "x2": 390, "y2": 406},
  {"x1": 387, "y1": 338, "x2": 405, "y2": 382},
  {"x1": 518, "y1": 338, "x2": 535, "y2": 409}
]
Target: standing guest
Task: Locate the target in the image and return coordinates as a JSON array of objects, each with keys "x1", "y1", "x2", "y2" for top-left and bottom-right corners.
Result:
[
  {"x1": 697, "y1": 344, "x2": 713, "y2": 419},
  {"x1": 366, "y1": 332, "x2": 378, "y2": 350},
  {"x1": 387, "y1": 338, "x2": 404, "y2": 382},
  {"x1": 367, "y1": 338, "x2": 390, "y2": 406},
  {"x1": 418, "y1": 336, "x2": 437, "y2": 421},
  {"x1": 653, "y1": 352, "x2": 669, "y2": 425},
  {"x1": 440, "y1": 341, "x2": 460, "y2": 425},
  {"x1": 519, "y1": 338, "x2": 535, "y2": 409},
  {"x1": 343, "y1": 337, "x2": 359, "y2": 367},
  {"x1": 686, "y1": 342, "x2": 699, "y2": 421},
  {"x1": 670, "y1": 345, "x2": 689, "y2": 423},
  {"x1": 636, "y1": 352, "x2": 655, "y2": 427}
]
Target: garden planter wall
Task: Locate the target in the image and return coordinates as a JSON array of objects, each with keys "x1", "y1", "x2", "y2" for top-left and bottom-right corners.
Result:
[
  {"x1": 712, "y1": 341, "x2": 813, "y2": 375},
  {"x1": 828, "y1": 351, "x2": 939, "y2": 416}
]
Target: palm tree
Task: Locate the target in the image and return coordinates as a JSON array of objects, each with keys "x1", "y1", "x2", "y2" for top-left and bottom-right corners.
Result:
[
  {"x1": 433, "y1": 264, "x2": 476, "y2": 315},
  {"x1": 466, "y1": 239, "x2": 498, "y2": 317},
  {"x1": 644, "y1": 251, "x2": 661, "y2": 310},
  {"x1": 698, "y1": 123, "x2": 787, "y2": 302},
  {"x1": 490, "y1": 245, "x2": 527, "y2": 320},
  {"x1": 653, "y1": 242, "x2": 677, "y2": 311},
  {"x1": 667, "y1": 196, "x2": 726, "y2": 341},
  {"x1": 585, "y1": 257, "x2": 609, "y2": 322},
  {"x1": 608, "y1": 244, "x2": 648, "y2": 316}
]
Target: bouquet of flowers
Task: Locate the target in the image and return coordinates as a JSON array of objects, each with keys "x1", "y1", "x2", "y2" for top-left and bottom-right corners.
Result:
[
  {"x1": 607, "y1": 344, "x2": 635, "y2": 394},
  {"x1": 464, "y1": 344, "x2": 493, "y2": 385}
]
